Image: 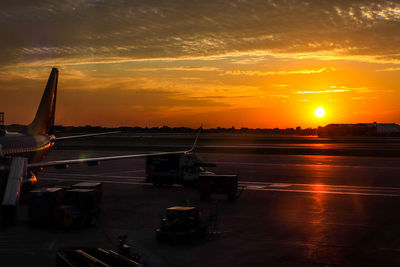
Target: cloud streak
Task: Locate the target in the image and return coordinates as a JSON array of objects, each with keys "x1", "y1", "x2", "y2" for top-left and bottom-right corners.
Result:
[
  {"x1": 1, "y1": 1, "x2": 400, "y2": 68},
  {"x1": 295, "y1": 89, "x2": 349, "y2": 94},
  {"x1": 225, "y1": 67, "x2": 332, "y2": 76}
]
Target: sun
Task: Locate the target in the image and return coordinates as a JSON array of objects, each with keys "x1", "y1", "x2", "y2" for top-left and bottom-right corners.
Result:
[{"x1": 314, "y1": 107, "x2": 326, "y2": 118}]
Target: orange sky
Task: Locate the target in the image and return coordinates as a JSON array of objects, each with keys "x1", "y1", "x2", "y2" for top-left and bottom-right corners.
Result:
[{"x1": 0, "y1": 1, "x2": 399, "y2": 128}]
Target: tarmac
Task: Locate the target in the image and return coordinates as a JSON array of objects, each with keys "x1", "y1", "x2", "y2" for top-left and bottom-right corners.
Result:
[{"x1": 2, "y1": 150, "x2": 400, "y2": 266}]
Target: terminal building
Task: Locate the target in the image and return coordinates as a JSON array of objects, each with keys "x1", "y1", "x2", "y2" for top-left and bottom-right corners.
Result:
[{"x1": 318, "y1": 122, "x2": 400, "y2": 137}]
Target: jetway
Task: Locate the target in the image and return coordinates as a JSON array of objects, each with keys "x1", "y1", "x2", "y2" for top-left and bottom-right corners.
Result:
[{"x1": 1, "y1": 157, "x2": 27, "y2": 224}]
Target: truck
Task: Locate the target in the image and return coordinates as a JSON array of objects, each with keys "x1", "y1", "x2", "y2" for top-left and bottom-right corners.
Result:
[
  {"x1": 146, "y1": 153, "x2": 214, "y2": 186},
  {"x1": 146, "y1": 153, "x2": 239, "y2": 201}
]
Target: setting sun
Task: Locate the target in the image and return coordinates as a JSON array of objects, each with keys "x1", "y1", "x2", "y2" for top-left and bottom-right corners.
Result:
[{"x1": 314, "y1": 107, "x2": 326, "y2": 118}]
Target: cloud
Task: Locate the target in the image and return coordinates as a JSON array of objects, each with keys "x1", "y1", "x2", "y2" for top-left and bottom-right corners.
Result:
[
  {"x1": 268, "y1": 95, "x2": 289, "y2": 98},
  {"x1": 294, "y1": 84, "x2": 378, "y2": 95},
  {"x1": 329, "y1": 85, "x2": 375, "y2": 93},
  {"x1": 0, "y1": 71, "x2": 231, "y2": 126},
  {"x1": 272, "y1": 84, "x2": 292, "y2": 88},
  {"x1": 295, "y1": 89, "x2": 349, "y2": 94},
  {"x1": 377, "y1": 67, "x2": 400, "y2": 72},
  {"x1": 0, "y1": 0, "x2": 399, "y2": 128},
  {"x1": 128, "y1": 66, "x2": 219, "y2": 72},
  {"x1": 224, "y1": 67, "x2": 330, "y2": 76},
  {"x1": 1, "y1": 1, "x2": 400, "y2": 68},
  {"x1": 351, "y1": 96, "x2": 377, "y2": 100}
]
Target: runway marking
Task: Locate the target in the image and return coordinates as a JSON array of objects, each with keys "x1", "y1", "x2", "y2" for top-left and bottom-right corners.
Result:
[
  {"x1": 247, "y1": 185, "x2": 266, "y2": 189},
  {"x1": 40, "y1": 177, "x2": 152, "y2": 186},
  {"x1": 41, "y1": 172, "x2": 400, "y2": 193},
  {"x1": 247, "y1": 187, "x2": 400, "y2": 197},
  {"x1": 43, "y1": 172, "x2": 146, "y2": 180},
  {"x1": 238, "y1": 180, "x2": 400, "y2": 191},
  {"x1": 38, "y1": 174, "x2": 400, "y2": 198},
  {"x1": 240, "y1": 183, "x2": 400, "y2": 194},
  {"x1": 216, "y1": 161, "x2": 400, "y2": 169},
  {"x1": 239, "y1": 182, "x2": 400, "y2": 196},
  {"x1": 267, "y1": 183, "x2": 291, "y2": 188},
  {"x1": 44, "y1": 170, "x2": 145, "y2": 177},
  {"x1": 80, "y1": 169, "x2": 145, "y2": 176}
]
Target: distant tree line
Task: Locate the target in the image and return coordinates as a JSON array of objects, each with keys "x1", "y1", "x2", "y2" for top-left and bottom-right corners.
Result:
[{"x1": 5, "y1": 124, "x2": 317, "y2": 135}]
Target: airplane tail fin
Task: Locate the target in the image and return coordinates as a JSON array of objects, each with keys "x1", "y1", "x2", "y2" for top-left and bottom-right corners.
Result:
[{"x1": 27, "y1": 68, "x2": 58, "y2": 135}]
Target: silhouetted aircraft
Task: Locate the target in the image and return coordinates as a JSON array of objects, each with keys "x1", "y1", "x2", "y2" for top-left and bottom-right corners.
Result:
[{"x1": 0, "y1": 68, "x2": 199, "y2": 213}]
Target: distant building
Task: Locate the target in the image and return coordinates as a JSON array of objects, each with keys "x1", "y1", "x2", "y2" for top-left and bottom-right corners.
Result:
[{"x1": 318, "y1": 122, "x2": 400, "y2": 137}]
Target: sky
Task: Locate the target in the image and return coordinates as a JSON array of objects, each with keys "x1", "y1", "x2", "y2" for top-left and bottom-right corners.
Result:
[{"x1": 0, "y1": 0, "x2": 400, "y2": 128}]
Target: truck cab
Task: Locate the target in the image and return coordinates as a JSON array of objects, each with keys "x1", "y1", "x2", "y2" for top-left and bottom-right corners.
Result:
[{"x1": 146, "y1": 153, "x2": 207, "y2": 186}]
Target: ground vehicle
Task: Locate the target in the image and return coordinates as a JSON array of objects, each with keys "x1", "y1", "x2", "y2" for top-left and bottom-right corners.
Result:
[
  {"x1": 55, "y1": 189, "x2": 101, "y2": 227},
  {"x1": 71, "y1": 182, "x2": 103, "y2": 204},
  {"x1": 28, "y1": 187, "x2": 64, "y2": 224},
  {"x1": 28, "y1": 182, "x2": 102, "y2": 227},
  {"x1": 146, "y1": 153, "x2": 212, "y2": 186},
  {"x1": 156, "y1": 206, "x2": 209, "y2": 242},
  {"x1": 147, "y1": 153, "x2": 239, "y2": 201}
]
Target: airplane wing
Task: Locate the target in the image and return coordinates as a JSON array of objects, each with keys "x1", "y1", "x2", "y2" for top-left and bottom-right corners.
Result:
[
  {"x1": 53, "y1": 131, "x2": 120, "y2": 141},
  {"x1": 28, "y1": 127, "x2": 202, "y2": 169},
  {"x1": 28, "y1": 150, "x2": 190, "y2": 169}
]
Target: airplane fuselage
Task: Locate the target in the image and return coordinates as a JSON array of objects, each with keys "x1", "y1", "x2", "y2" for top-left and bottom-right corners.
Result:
[{"x1": 0, "y1": 132, "x2": 54, "y2": 164}]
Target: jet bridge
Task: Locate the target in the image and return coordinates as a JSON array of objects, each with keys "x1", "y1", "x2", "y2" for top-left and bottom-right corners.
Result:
[{"x1": 1, "y1": 157, "x2": 27, "y2": 224}]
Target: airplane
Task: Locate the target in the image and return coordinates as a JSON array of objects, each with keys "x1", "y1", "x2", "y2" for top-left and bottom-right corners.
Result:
[{"x1": 0, "y1": 68, "x2": 200, "y2": 216}]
